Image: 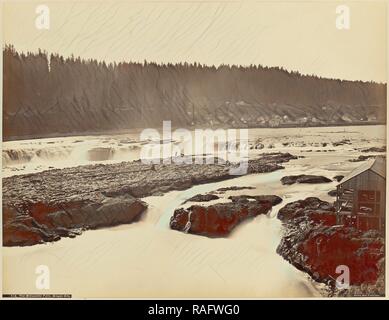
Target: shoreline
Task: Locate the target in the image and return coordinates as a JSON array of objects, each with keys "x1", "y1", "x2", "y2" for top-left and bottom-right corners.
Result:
[
  {"x1": 3, "y1": 122, "x2": 386, "y2": 142},
  {"x1": 276, "y1": 197, "x2": 385, "y2": 297}
]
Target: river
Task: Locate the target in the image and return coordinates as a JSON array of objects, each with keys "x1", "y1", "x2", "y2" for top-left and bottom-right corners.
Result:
[{"x1": 2, "y1": 125, "x2": 385, "y2": 298}]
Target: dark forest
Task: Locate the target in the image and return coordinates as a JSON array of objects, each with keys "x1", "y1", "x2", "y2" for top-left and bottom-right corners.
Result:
[{"x1": 3, "y1": 45, "x2": 386, "y2": 140}]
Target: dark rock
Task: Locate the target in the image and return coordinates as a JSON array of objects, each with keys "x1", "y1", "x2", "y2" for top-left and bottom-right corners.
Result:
[
  {"x1": 47, "y1": 196, "x2": 146, "y2": 229},
  {"x1": 328, "y1": 189, "x2": 337, "y2": 197},
  {"x1": 349, "y1": 155, "x2": 377, "y2": 162},
  {"x1": 3, "y1": 196, "x2": 147, "y2": 247},
  {"x1": 170, "y1": 195, "x2": 281, "y2": 237},
  {"x1": 214, "y1": 186, "x2": 255, "y2": 193},
  {"x1": 276, "y1": 197, "x2": 384, "y2": 295},
  {"x1": 277, "y1": 197, "x2": 335, "y2": 222},
  {"x1": 183, "y1": 194, "x2": 220, "y2": 204},
  {"x1": 228, "y1": 195, "x2": 282, "y2": 206},
  {"x1": 3, "y1": 217, "x2": 61, "y2": 247},
  {"x1": 333, "y1": 175, "x2": 344, "y2": 182},
  {"x1": 361, "y1": 146, "x2": 386, "y2": 153},
  {"x1": 281, "y1": 174, "x2": 332, "y2": 185},
  {"x1": 333, "y1": 139, "x2": 351, "y2": 147},
  {"x1": 247, "y1": 153, "x2": 297, "y2": 174},
  {"x1": 250, "y1": 140, "x2": 264, "y2": 150}
]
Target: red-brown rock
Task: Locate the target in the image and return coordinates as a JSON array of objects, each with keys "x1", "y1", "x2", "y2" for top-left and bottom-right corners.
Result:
[
  {"x1": 171, "y1": 195, "x2": 282, "y2": 237},
  {"x1": 276, "y1": 197, "x2": 384, "y2": 295}
]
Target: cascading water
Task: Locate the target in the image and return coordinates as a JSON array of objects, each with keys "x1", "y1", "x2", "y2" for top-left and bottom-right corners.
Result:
[
  {"x1": 2, "y1": 136, "x2": 142, "y2": 177},
  {"x1": 183, "y1": 211, "x2": 192, "y2": 233},
  {"x1": 3, "y1": 146, "x2": 75, "y2": 166},
  {"x1": 2, "y1": 149, "x2": 36, "y2": 165}
]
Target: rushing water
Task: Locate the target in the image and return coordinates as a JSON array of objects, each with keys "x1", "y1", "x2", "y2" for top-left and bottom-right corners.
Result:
[{"x1": 2, "y1": 125, "x2": 386, "y2": 298}]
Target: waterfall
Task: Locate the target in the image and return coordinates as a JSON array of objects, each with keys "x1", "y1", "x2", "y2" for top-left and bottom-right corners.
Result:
[
  {"x1": 183, "y1": 212, "x2": 192, "y2": 233},
  {"x1": 2, "y1": 149, "x2": 37, "y2": 165},
  {"x1": 2, "y1": 146, "x2": 73, "y2": 166}
]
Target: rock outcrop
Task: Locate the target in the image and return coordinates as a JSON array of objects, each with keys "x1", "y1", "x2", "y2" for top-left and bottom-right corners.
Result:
[
  {"x1": 280, "y1": 174, "x2": 332, "y2": 185},
  {"x1": 361, "y1": 146, "x2": 386, "y2": 153},
  {"x1": 183, "y1": 194, "x2": 220, "y2": 204},
  {"x1": 213, "y1": 186, "x2": 255, "y2": 193},
  {"x1": 3, "y1": 196, "x2": 147, "y2": 246},
  {"x1": 333, "y1": 175, "x2": 344, "y2": 182},
  {"x1": 349, "y1": 155, "x2": 379, "y2": 162},
  {"x1": 3, "y1": 152, "x2": 296, "y2": 246},
  {"x1": 332, "y1": 139, "x2": 352, "y2": 147},
  {"x1": 276, "y1": 197, "x2": 384, "y2": 296},
  {"x1": 171, "y1": 195, "x2": 282, "y2": 237}
]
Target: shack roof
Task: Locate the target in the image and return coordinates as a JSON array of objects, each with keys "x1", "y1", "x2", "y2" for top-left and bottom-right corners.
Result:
[{"x1": 339, "y1": 157, "x2": 386, "y2": 185}]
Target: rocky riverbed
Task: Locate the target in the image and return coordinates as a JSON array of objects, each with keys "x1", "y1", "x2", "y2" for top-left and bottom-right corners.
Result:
[
  {"x1": 3, "y1": 125, "x2": 386, "y2": 298},
  {"x1": 3, "y1": 152, "x2": 297, "y2": 246},
  {"x1": 276, "y1": 197, "x2": 385, "y2": 297}
]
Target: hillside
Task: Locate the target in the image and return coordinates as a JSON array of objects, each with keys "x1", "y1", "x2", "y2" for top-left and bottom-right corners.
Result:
[{"x1": 3, "y1": 45, "x2": 386, "y2": 140}]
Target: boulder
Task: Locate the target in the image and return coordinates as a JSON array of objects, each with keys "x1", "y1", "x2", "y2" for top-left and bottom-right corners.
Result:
[
  {"x1": 333, "y1": 139, "x2": 351, "y2": 147},
  {"x1": 361, "y1": 146, "x2": 386, "y2": 153},
  {"x1": 281, "y1": 174, "x2": 332, "y2": 185},
  {"x1": 183, "y1": 194, "x2": 220, "y2": 204},
  {"x1": 333, "y1": 175, "x2": 344, "y2": 182},
  {"x1": 3, "y1": 196, "x2": 147, "y2": 247},
  {"x1": 171, "y1": 195, "x2": 282, "y2": 237},
  {"x1": 349, "y1": 155, "x2": 377, "y2": 162},
  {"x1": 228, "y1": 194, "x2": 282, "y2": 206},
  {"x1": 277, "y1": 197, "x2": 335, "y2": 223},
  {"x1": 214, "y1": 186, "x2": 255, "y2": 193}
]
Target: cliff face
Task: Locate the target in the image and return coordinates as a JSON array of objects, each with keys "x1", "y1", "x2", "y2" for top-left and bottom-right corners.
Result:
[
  {"x1": 3, "y1": 46, "x2": 386, "y2": 140},
  {"x1": 276, "y1": 197, "x2": 385, "y2": 296}
]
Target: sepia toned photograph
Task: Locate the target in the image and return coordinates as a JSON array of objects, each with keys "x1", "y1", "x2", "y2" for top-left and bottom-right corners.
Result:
[{"x1": 1, "y1": 0, "x2": 387, "y2": 301}]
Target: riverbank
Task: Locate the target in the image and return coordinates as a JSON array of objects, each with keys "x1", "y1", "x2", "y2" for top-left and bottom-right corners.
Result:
[
  {"x1": 4, "y1": 122, "x2": 386, "y2": 142},
  {"x1": 276, "y1": 197, "x2": 385, "y2": 297}
]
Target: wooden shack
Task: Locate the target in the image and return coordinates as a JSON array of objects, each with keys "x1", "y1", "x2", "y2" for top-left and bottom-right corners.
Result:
[{"x1": 336, "y1": 157, "x2": 386, "y2": 232}]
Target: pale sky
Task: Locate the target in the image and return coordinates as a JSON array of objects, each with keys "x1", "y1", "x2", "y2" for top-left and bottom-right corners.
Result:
[{"x1": 2, "y1": 0, "x2": 387, "y2": 82}]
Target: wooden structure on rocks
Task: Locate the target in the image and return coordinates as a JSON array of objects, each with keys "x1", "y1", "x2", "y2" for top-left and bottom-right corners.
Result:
[{"x1": 336, "y1": 157, "x2": 386, "y2": 232}]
